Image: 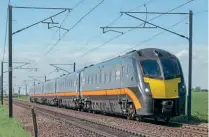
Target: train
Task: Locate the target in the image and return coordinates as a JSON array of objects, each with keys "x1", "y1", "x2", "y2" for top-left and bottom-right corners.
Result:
[{"x1": 29, "y1": 48, "x2": 186, "y2": 121}]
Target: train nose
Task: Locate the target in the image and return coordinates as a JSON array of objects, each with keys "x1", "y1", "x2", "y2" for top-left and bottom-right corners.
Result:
[{"x1": 144, "y1": 77, "x2": 181, "y2": 99}]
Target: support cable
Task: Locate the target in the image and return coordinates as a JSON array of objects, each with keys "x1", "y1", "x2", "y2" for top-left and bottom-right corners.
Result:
[
  {"x1": 43, "y1": 0, "x2": 104, "y2": 56},
  {"x1": 79, "y1": 0, "x2": 197, "y2": 58},
  {"x1": 78, "y1": 0, "x2": 156, "y2": 57},
  {"x1": 103, "y1": 17, "x2": 189, "y2": 61},
  {"x1": 128, "y1": 0, "x2": 155, "y2": 12},
  {"x1": 2, "y1": 11, "x2": 8, "y2": 62},
  {"x1": 32, "y1": 0, "x2": 104, "y2": 68},
  {"x1": 103, "y1": 10, "x2": 202, "y2": 61},
  {"x1": 28, "y1": 0, "x2": 86, "y2": 70}
]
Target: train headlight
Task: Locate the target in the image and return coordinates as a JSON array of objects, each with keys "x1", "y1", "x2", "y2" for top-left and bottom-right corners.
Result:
[
  {"x1": 145, "y1": 88, "x2": 150, "y2": 93},
  {"x1": 144, "y1": 82, "x2": 152, "y2": 96}
]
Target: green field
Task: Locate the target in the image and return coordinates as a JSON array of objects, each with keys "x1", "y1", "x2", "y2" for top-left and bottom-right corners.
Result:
[
  {"x1": 172, "y1": 92, "x2": 208, "y2": 123},
  {"x1": 191, "y1": 92, "x2": 208, "y2": 122},
  {"x1": 0, "y1": 106, "x2": 31, "y2": 137},
  {"x1": 15, "y1": 95, "x2": 29, "y2": 101}
]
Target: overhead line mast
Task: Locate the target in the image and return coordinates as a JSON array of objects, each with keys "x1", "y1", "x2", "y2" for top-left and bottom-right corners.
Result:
[{"x1": 7, "y1": 5, "x2": 72, "y2": 118}]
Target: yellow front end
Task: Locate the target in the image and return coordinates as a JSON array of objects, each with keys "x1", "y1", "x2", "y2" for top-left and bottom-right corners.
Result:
[{"x1": 144, "y1": 77, "x2": 181, "y2": 99}]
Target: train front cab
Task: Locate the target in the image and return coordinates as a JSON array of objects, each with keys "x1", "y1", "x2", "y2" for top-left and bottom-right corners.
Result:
[{"x1": 136, "y1": 50, "x2": 186, "y2": 119}]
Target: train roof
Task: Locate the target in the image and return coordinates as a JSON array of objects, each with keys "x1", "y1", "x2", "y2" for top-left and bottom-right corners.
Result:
[
  {"x1": 82, "y1": 48, "x2": 177, "y2": 69},
  {"x1": 33, "y1": 48, "x2": 176, "y2": 87},
  {"x1": 136, "y1": 48, "x2": 175, "y2": 58}
]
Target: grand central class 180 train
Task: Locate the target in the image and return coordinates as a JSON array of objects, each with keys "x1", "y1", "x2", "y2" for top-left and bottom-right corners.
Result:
[{"x1": 29, "y1": 48, "x2": 186, "y2": 121}]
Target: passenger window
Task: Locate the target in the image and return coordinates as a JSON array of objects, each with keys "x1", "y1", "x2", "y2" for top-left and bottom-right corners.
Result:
[
  {"x1": 91, "y1": 76, "x2": 94, "y2": 84},
  {"x1": 90, "y1": 76, "x2": 92, "y2": 84},
  {"x1": 102, "y1": 72, "x2": 105, "y2": 84},
  {"x1": 95, "y1": 74, "x2": 97, "y2": 84},
  {"x1": 109, "y1": 71, "x2": 112, "y2": 82},
  {"x1": 111, "y1": 70, "x2": 115, "y2": 81},
  {"x1": 104, "y1": 73, "x2": 106, "y2": 83},
  {"x1": 122, "y1": 66, "x2": 124, "y2": 79},
  {"x1": 126, "y1": 65, "x2": 129, "y2": 75},
  {"x1": 93, "y1": 75, "x2": 95, "y2": 84},
  {"x1": 97, "y1": 73, "x2": 100, "y2": 84},
  {"x1": 66, "y1": 79, "x2": 67, "y2": 88},
  {"x1": 106, "y1": 73, "x2": 108, "y2": 83},
  {"x1": 116, "y1": 70, "x2": 120, "y2": 80},
  {"x1": 87, "y1": 76, "x2": 89, "y2": 84}
]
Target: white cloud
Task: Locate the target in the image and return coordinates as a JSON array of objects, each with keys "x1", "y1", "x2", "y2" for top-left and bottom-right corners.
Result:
[{"x1": 176, "y1": 49, "x2": 188, "y2": 58}]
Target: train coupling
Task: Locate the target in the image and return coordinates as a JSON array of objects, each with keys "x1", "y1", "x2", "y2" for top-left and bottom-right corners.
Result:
[{"x1": 161, "y1": 100, "x2": 174, "y2": 113}]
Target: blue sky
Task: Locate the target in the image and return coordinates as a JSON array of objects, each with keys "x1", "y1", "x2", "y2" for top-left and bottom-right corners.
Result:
[{"x1": 0, "y1": 0, "x2": 208, "y2": 93}]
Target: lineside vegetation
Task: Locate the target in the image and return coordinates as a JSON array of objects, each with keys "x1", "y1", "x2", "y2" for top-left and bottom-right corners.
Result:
[
  {"x1": 0, "y1": 105, "x2": 31, "y2": 137},
  {"x1": 172, "y1": 91, "x2": 208, "y2": 123}
]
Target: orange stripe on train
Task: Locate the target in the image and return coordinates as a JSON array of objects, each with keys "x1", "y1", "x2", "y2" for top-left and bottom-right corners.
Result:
[{"x1": 29, "y1": 88, "x2": 142, "y2": 109}]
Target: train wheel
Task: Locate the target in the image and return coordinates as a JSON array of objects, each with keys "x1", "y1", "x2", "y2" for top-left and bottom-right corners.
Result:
[
  {"x1": 154, "y1": 118, "x2": 158, "y2": 122},
  {"x1": 165, "y1": 117, "x2": 170, "y2": 122},
  {"x1": 127, "y1": 115, "x2": 131, "y2": 120},
  {"x1": 126, "y1": 103, "x2": 135, "y2": 120},
  {"x1": 136, "y1": 116, "x2": 143, "y2": 122}
]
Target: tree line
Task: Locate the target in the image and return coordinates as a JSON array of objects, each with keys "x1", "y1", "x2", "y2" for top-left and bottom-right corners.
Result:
[{"x1": 192, "y1": 86, "x2": 208, "y2": 92}]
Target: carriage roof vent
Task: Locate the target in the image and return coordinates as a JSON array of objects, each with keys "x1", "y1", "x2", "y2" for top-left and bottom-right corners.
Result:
[
  {"x1": 138, "y1": 51, "x2": 142, "y2": 56},
  {"x1": 126, "y1": 50, "x2": 136, "y2": 54}
]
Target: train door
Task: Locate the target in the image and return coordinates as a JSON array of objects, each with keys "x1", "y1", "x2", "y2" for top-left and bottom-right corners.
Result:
[{"x1": 114, "y1": 63, "x2": 122, "y2": 113}]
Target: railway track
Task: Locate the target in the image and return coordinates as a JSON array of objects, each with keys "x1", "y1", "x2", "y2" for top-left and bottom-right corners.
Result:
[
  {"x1": 139, "y1": 119, "x2": 208, "y2": 136},
  {"x1": 13, "y1": 99, "x2": 208, "y2": 137},
  {"x1": 14, "y1": 100, "x2": 159, "y2": 137}
]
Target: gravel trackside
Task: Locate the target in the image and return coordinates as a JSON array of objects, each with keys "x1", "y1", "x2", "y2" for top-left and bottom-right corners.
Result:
[{"x1": 13, "y1": 104, "x2": 98, "y2": 137}]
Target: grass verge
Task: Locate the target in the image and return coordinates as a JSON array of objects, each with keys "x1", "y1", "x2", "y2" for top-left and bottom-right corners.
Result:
[
  {"x1": 15, "y1": 95, "x2": 29, "y2": 101},
  {"x1": 0, "y1": 105, "x2": 31, "y2": 137},
  {"x1": 172, "y1": 92, "x2": 208, "y2": 124}
]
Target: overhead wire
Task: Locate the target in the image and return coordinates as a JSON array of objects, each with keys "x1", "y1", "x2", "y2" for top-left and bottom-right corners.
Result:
[
  {"x1": 24, "y1": 0, "x2": 86, "y2": 86},
  {"x1": 29, "y1": 0, "x2": 86, "y2": 68},
  {"x1": 193, "y1": 10, "x2": 208, "y2": 15},
  {"x1": 2, "y1": 11, "x2": 8, "y2": 62},
  {"x1": 32, "y1": 0, "x2": 156, "y2": 67},
  {"x1": 78, "y1": 0, "x2": 157, "y2": 58},
  {"x1": 78, "y1": 0, "x2": 197, "y2": 58},
  {"x1": 103, "y1": 17, "x2": 189, "y2": 61},
  {"x1": 128, "y1": 0, "x2": 155, "y2": 12},
  {"x1": 36, "y1": 0, "x2": 105, "y2": 62},
  {"x1": 29, "y1": 0, "x2": 105, "y2": 80},
  {"x1": 102, "y1": 9, "x2": 205, "y2": 62}
]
